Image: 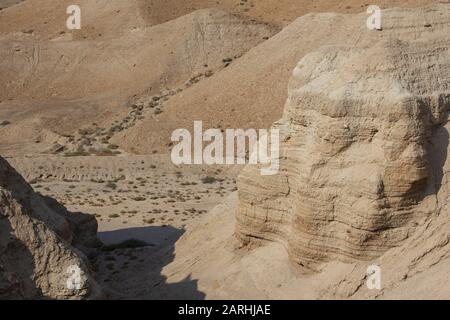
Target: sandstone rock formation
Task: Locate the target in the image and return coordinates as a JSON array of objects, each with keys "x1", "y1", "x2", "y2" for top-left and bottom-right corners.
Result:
[
  {"x1": 0, "y1": 156, "x2": 101, "y2": 299},
  {"x1": 86, "y1": 4, "x2": 450, "y2": 300},
  {"x1": 236, "y1": 10, "x2": 450, "y2": 269}
]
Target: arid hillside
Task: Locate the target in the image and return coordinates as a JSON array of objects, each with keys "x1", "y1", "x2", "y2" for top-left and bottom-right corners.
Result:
[
  {"x1": 0, "y1": 6, "x2": 277, "y2": 156},
  {"x1": 1, "y1": 0, "x2": 449, "y2": 301},
  {"x1": 0, "y1": 0, "x2": 435, "y2": 35},
  {"x1": 0, "y1": 0, "x2": 435, "y2": 157}
]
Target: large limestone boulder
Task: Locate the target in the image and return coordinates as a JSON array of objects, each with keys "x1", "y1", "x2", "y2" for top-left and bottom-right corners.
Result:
[
  {"x1": 0, "y1": 156, "x2": 102, "y2": 299},
  {"x1": 236, "y1": 17, "x2": 450, "y2": 269}
]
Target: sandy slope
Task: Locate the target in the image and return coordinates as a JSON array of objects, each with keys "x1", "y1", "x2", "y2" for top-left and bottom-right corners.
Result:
[
  {"x1": 0, "y1": 0, "x2": 434, "y2": 36},
  {"x1": 0, "y1": 0, "x2": 435, "y2": 157},
  {"x1": 0, "y1": 8, "x2": 276, "y2": 101},
  {"x1": 113, "y1": 1, "x2": 440, "y2": 155},
  {"x1": 0, "y1": 0, "x2": 145, "y2": 40},
  {"x1": 0, "y1": 8, "x2": 277, "y2": 156},
  {"x1": 116, "y1": 3, "x2": 434, "y2": 154}
]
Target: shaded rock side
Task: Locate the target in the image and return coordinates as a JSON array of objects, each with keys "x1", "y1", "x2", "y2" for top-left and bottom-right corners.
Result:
[{"x1": 0, "y1": 156, "x2": 102, "y2": 299}]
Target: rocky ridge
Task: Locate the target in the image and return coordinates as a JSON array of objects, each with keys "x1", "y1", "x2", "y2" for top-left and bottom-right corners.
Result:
[{"x1": 0, "y1": 156, "x2": 101, "y2": 299}]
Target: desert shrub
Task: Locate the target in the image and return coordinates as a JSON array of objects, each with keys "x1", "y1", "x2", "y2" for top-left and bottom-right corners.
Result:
[
  {"x1": 114, "y1": 175, "x2": 126, "y2": 182},
  {"x1": 108, "y1": 144, "x2": 119, "y2": 150},
  {"x1": 102, "y1": 239, "x2": 151, "y2": 252},
  {"x1": 91, "y1": 148, "x2": 117, "y2": 156},
  {"x1": 201, "y1": 176, "x2": 217, "y2": 184},
  {"x1": 64, "y1": 150, "x2": 89, "y2": 157},
  {"x1": 105, "y1": 182, "x2": 117, "y2": 190}
]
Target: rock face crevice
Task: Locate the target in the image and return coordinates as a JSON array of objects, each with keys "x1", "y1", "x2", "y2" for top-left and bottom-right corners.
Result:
[
  {"x1": 236, "y1": 36, "x2": 450, "y2": 269},
  {"x1": 0, "y1": 156, "x2": 102, "y2": 299}
]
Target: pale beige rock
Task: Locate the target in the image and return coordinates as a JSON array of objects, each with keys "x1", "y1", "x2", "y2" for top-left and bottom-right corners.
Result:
[{"x1": 236, "y1": 5, "x2": 450, "y2": 269}]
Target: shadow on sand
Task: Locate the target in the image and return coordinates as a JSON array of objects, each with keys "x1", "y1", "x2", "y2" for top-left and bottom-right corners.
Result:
[{"x1": 98, "y1": 226, "x2": 206, "y2": 300}]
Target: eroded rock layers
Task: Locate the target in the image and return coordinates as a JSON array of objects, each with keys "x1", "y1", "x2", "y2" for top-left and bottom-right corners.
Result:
[{"x1": 236, "y1": 21, "x2": 450, "y2": 269}]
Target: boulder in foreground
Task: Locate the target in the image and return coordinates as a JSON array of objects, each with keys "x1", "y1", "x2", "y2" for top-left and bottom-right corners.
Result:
[{"x1": 0, "y1": 156, "x2": 102, "y2": 299}]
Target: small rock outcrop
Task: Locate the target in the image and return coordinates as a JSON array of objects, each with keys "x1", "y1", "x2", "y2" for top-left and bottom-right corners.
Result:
[
  {"x1": 236, "y1": 19, "x2": 450, "y2": 269},
  {"x1": 0, "y1": 156, "x2": 102, "y2": 299}
]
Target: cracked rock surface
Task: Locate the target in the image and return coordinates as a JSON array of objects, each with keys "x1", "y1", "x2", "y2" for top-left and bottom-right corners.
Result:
[{"x1": 0, "y1": 156, "x2": 102, "y2": 299}]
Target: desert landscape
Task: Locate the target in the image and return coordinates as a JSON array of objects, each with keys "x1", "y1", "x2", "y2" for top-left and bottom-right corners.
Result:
[{"x1": 1, "y1": 0, "x2": 450, "y2": 300}]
